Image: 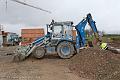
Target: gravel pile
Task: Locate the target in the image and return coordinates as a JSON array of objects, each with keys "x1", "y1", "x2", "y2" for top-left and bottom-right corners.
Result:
[{"x1": 68, "y1": 47, "x2": 120, "y2": 80}]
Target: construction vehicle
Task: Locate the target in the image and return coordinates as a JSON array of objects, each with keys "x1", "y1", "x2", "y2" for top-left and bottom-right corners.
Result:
[
  {"x1": 2, "y1": 32, "x2": 19, "y2": 46},
  {"x1": 14, "y1": 13, "x2": 105, "y2": 61}
]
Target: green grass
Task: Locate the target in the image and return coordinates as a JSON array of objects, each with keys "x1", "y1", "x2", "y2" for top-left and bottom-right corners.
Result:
[{"x1": 102, "y1": 34, "x2": 120, "y2": 43}]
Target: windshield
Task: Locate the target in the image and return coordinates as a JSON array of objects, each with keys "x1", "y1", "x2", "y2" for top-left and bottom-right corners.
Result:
[
  {"x1": 54, "y1": 26, "x2": 62, "y2": 34},
  {"x1": 53, "y1": 25, "x2": 62, "y2": 38}
]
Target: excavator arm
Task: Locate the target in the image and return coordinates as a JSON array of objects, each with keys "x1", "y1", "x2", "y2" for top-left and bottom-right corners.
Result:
[
  {"x1": 75, "y1": 13, "x2": 120, "y2": 54},
  {"x1": 75, "y1": 13, "x2": 101, "y2": 49}
]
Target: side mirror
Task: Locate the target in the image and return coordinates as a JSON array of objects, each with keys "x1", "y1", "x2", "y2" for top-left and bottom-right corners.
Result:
[{"x1": 50, "y1": 27, "x2": 53, "y2": 30}]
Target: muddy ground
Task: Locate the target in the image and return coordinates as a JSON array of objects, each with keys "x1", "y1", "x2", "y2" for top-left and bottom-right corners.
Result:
[{"x1": 0, "y1": 43, "x2": 120, "y2": 80}]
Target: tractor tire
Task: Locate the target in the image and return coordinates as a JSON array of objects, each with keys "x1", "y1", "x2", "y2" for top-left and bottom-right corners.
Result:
[
  {"x1": 57, "y1": 41, "x2": 75, "y2": 59},
  {"x1": 33, "y1": 46, "x2": 45, "y2": 59}
]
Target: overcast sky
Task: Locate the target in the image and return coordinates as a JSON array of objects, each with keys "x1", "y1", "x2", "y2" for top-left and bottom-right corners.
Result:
[{"x1": 0, "y1": 0, "x2": 120, "y2": 35}]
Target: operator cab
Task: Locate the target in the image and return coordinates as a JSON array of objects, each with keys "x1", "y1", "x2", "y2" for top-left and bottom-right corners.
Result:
[
  {"x1": 47, "y1": 20, "x2": 74, "y2": 45},
  {"x1": 48, "y1": 20, "x2": 73, "y2": 39}
]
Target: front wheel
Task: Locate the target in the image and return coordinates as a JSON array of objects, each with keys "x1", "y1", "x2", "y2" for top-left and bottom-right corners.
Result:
[
  {"x1": 32, "y1": 46, "x2": 45, "y2": 59},
  {"x1": 57, "y1": 41, "x2": 75, "y2": 59}
]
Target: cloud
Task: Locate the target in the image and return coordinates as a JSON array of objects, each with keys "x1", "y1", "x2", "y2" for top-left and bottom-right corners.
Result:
[{"x1": 0, "y1": 0, "x2": 120, "y2": 34}]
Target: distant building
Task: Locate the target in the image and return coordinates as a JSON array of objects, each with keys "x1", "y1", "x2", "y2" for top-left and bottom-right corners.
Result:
[
  {"x1": 0, "y1": 25, "x2": 19, "y2": 47},
  {"x1": 21, "y1": 28, "x2": 45, "y2": 45}
]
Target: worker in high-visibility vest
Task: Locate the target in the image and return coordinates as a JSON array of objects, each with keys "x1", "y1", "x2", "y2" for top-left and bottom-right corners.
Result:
[{"x1": 100, "y1": 43, "x2": 108, "y2": 50}]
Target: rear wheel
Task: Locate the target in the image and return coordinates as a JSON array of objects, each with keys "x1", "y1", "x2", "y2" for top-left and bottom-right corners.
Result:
[
  {"x1": 57, "y1": 41, "x2": 75, "y2": 59},
  {"x1": 32, "y1": 46, "x2": 45, "y2": 59}
]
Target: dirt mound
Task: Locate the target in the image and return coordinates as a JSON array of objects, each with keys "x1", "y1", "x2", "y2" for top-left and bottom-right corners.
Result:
[
  {"x1": 108, "y1": 42, "x2": 120, "y2": 49},
  {"x1": 68, "y1": 47, "x2": 120, "y2": 80}
]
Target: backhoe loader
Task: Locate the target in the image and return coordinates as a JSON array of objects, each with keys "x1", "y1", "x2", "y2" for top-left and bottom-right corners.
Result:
[{"x1": 14, "y1": 13, "x2": 108, "y2": 61}]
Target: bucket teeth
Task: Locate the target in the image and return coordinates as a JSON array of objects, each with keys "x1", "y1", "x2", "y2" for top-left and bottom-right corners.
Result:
[
  {"x1": 13, "y1": 53, "x2": 26, "y2": 62},
  {"x1": 13, "y1": 46, "x2": 27, "y2": 62}
]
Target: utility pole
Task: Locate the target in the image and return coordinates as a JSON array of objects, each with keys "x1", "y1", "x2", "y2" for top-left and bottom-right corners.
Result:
[
  {"x1": 0, "y1": 24, "x2": 4, "y2": 31},
  {"x1": 0, "y1": 24, "x2": 3, "y2": 47},
  {"x1": 0, "y1": 24, "x2": 2, "y2": 31}
]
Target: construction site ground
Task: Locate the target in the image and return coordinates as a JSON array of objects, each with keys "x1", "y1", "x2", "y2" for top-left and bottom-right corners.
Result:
[{"x1": 0, "y1": 42, "x2": 120, "y2": 80}]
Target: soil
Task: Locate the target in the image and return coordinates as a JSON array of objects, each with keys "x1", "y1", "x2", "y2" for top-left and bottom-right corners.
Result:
[
  {"x1": 0, "y1": 47, "x2": 88, "y2": 80},
  {"x1": 68, "y1": 47, "x2": 120, "y2": 80},
  {"x1": 0, "y1": 42, "x2": 120, "y2": 80},
  {"x1": 108, "y1": 42, "x2": 120, "y2": 49}
]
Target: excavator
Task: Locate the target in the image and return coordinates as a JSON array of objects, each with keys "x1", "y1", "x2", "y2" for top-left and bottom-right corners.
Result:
[{"x1": 14, "y1": 13, "x2": 108, "y2": 61}]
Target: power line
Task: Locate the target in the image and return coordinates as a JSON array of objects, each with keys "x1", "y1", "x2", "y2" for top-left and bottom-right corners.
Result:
[{"x1": 10, "y1": 0, "x2": 51, "y2": 14}]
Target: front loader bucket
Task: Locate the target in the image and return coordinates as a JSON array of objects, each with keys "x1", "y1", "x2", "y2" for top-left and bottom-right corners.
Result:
[
  {"x1": 13, "y1": 52, "x2": 26, "y2": 62},
  {"x1": 13, "y1": 34, "x2": 49, "y2": 62},
  {"x1": 13, "y1": 45, "x2": 32, "y2": 62}
]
